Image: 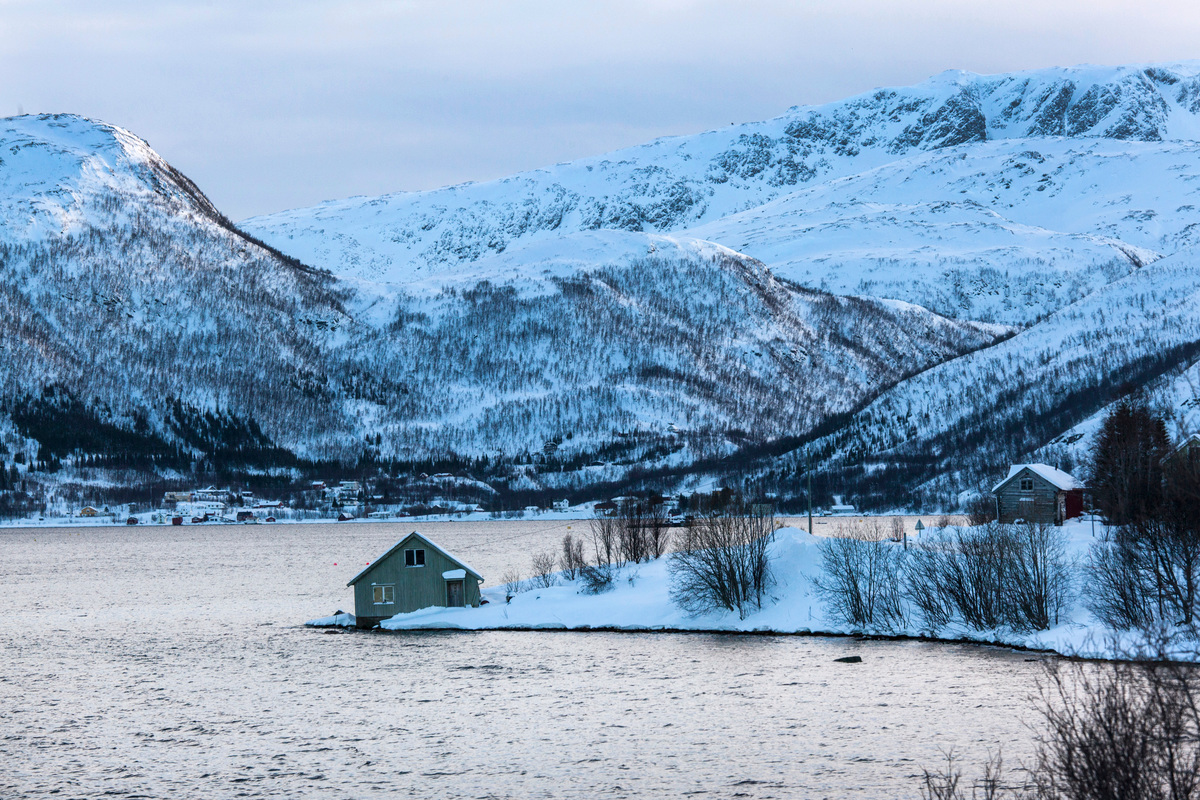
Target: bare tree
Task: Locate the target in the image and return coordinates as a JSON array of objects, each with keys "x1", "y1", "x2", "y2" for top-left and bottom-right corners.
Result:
[
  {"x1": 645, "y1": 500, "x2": 672, "y2": 560},
  {"x1": 559, "y1": 532, "x2": 586, "y2": 580},
  {"x1": 617, "y1": 498, "x2": 649, "y2": 564},
  {"x1": 529, "y1": 549, "x2": 558, "y2": 589},
  {"x1": 590, "y1": 512, "x2": 622, "y2": 568},
  {"x1": 668, "y1": 500, "x2": 775, "y2": 619}
]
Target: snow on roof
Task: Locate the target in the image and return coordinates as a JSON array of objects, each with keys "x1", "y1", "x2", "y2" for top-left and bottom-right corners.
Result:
[
  {"x1": 347, "y1": 531, "x2": 483, "y2": 586},
  {"x1": 993, "y1": 463, "x2": 1081, "y2": 493},
  {"x1": 442, "y1": 569, "x2": 466, "y2": 580}
]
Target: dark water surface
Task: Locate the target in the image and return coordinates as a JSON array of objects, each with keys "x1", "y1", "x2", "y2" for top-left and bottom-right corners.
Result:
[{"x1": 1, "y1": 522, "x2": 1043, "y2": 799}]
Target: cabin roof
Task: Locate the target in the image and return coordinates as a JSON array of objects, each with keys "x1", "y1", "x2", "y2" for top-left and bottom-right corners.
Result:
[
  {"x1": 1176, "y1": 434, "x2": 1200, "y2": 451},
  {"x1": 347, "y1": 531, "x2": 483, "y2": 586},
  {"x1": 993, "y1": 463, "x2": 1081, "y2": 493}
]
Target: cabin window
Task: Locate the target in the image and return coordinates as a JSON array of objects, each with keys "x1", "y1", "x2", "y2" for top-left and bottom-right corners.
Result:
[
  {"x1": 372, "y1": 584, "x2": 394, "y2": 604},
  {"x1": 1020, "y1": 478, "x2": 1034, "y2": 492},
  {"x1": 405, "y1": 548, "x2": 426, "y2": 567}
]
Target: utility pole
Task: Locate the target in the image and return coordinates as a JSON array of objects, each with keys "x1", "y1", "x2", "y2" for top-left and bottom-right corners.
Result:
[{"x1": 807, "y1": 453, "x2": 813, "y2": 536}]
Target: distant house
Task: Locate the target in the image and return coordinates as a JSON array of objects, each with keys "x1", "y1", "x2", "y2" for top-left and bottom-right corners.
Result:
[
  {"x1": 347, "y1": 532, "x2": 484, "y2": 628},
  {"x1": 1174, "y1": 434, "x2": 1200, "y2": 468},
  {"x1": 78, "y1": 506, "x2": 99, "y2": 518},
  {"x1": 552, "y1": 499, "x2": 569, "y2": 511},
  {"x1": 993, "y1": 464, "x2": 1084, "y2": 525},
  {"x1": 162, "y1": 491, "x2": 191, "y2": 506}
]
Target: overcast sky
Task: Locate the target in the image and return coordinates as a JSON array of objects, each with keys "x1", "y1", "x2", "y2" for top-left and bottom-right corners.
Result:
[{"x1": 2, "y1": 0, "x2": 1198, "y2": 220}]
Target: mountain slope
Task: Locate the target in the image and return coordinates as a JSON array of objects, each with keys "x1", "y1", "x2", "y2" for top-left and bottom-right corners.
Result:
[
  {"x1": 338, "y1": 230, "x2": 1006, "y2": 466},
  {"x1": 237, "y1": 59, "x2": 1200, "y2": 504},
  {"x1": 0, "y1": 114, "x2": 362, "y2": 464},
  {"x1": 0, "y1": 114, "x2": 1004, "y2": 490},
  {"x1": 243, "y1": 61, "x2": 1200, "y2": 317},
  {"x1": 754, "y1": 245, "x2": 1200, "y2": 509}
]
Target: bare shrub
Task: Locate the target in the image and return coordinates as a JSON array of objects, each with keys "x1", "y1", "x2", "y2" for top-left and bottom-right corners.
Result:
[
  {"x1": 1029, "y1": 647, "x2": 1200, "y2": 800},
  {"x1": 915, "y1": 637, "x2": 1200, "y2": 800},
  {"x1": 578, "y1": 562, "x2": 615, "y2": 594},
  {"x1": 1086, "y1": 537, "x2": 1158, "y2": 631},
  {"x1": 1086, "y1": 454, "x2": 1200, "y2": 632},
  {"x1": 936, "y1": 514, "x2": 954, "y2": 530},
  {"x1": 890, "y1": 516, "x2": 905, "y2": 543},
  {"x1": 1007, "y1": 522, "x2": 1073, "y2": 631},
  {"x1": 502, "y1": 568, "x2": 523, "y2": 598},
  {"x1": 904, "y1": 523, "x2": 1071, "y2": 633},
  {"x1": 920, "y1": 751, "x2": 1006, "y2": 800},
  {"x1": 668, "y1": 501, "x2": 775, "y2": 619},
  {"x1": 965, "y1": 494, "x2": 998, "y2": 526},
  {"x1": 812, "y1": 520, "x2": 907, "y2": 631},
  {"x1": 559, "y1": 533, "x2": 586, "y2": 580},
  {"x1": 905, "y1": 538, "x2": 955, "y2": 632},
  {"x1": 529, "y1": 549, "x2": 558, "y2": 589}
]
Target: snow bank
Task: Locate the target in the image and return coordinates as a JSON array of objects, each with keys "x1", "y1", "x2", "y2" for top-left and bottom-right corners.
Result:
[
  {"x1": 376, "y1": 521, "x2": 1147, "y2": 660},
  {"x1": 306, "y1": 611, "x2": 356, "y2": 628}
]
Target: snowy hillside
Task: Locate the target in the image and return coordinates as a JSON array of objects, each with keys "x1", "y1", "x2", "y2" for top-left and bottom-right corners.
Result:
[
  {"x1": 0, "y1": 114, "x2": 362, "y2": 464},
  {"x1": 232, "y1": 60, "x2": 1200, "y2": 505},
  {"x1": 10, "y1": 61, "x2": 1200, "y2": 506},
  {"x1": 0, "y1": 114, "x2": 1003, "y2": 491},
  {"x1": 244, "y1": 62, "x2": 1200, "y2": 326},
  {"x1": 760, "y1": 245, "x2": 1200, "y2": 509}
]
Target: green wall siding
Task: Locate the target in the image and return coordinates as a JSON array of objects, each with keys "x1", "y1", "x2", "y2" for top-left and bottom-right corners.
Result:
[{"x1": 352, "y1": 533, "x2": 482, "y2": 626}]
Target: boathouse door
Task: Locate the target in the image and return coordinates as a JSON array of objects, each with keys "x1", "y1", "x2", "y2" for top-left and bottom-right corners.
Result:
[{"x1": 446, "y1": 579, "x2": 465, "y2": 608}]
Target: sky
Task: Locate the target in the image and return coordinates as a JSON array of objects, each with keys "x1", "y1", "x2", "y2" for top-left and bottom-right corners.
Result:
[{"x1": 2, "y1": 0, "x2": 1199, "y2": 221}]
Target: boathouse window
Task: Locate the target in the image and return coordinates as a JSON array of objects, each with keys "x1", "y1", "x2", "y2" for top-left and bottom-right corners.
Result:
[
  {"x1": 1020, "y1": 478, "x2": 1034, "y2": 492},
  {"x1": 372, "y1": 584, "x2": 394, "y2": 604},
  {"x1": 405, "y1": 548, "x2": 426, "y2": 567}
]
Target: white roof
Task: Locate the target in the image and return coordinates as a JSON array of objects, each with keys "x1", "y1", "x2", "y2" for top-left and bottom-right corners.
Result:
[
  {"x1": 347, "y1": 531, "x2": 483, "y2": 586},
  {"x1": 993, "y1": 463, "x2": 1081, "y2": 493},
  {"x1": 442, "y1": 569, "x2": 467, "y2": 580}
]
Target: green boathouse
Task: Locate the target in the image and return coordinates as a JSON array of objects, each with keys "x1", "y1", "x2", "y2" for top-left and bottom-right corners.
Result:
[{"x1": 348, "y1": 531, "x2": 484, "y2": 628}]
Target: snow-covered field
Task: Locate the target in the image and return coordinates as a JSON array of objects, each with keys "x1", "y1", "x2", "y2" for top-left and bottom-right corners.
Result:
[{"x1": 336, "y1": 520, "x2": 1140, "y2": 660}]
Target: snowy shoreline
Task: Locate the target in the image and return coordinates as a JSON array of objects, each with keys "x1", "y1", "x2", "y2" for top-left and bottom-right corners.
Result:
[{"x1": 310, "y1": 521, "x2": 1151, "y2": 662}]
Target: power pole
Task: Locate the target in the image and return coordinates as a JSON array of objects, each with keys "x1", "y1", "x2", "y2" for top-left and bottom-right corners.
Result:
[{"x1": 807, "y1": 454, "x2": 813, "y2": 536}]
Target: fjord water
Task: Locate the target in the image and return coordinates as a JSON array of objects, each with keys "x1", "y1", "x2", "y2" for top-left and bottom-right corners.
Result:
[{"x1": 2, "y1": 521, "x2": 1041, "y2": 799}]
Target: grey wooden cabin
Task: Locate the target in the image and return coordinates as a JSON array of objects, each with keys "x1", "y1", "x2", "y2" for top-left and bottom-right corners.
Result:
[
  {"x1": 992, "y1": 464, "x2": 1084, "y2": 525},
  {"x1": 348, "y1": 531, "x2": 483, "y2": 628}
]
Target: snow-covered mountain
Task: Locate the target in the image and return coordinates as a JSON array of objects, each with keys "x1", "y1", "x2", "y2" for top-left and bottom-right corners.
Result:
[
  {"x1": 9, "y1": 60, "x2": 1200, "y2": 507},
  {"x1": 244, "y1": 62, "x2": 1200, "y2": 324},
  {"x1": 0, "y1": 114, "x2": 1000, "y2": 491}
]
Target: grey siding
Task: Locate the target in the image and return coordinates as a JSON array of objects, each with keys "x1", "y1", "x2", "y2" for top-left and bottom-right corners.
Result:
[
  {"x1": 995, "y1": 468, "x2": 1060, "y2": 524},
  {"x1": 351, "y1": 532, "x2": 482, "y2": 626}
]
